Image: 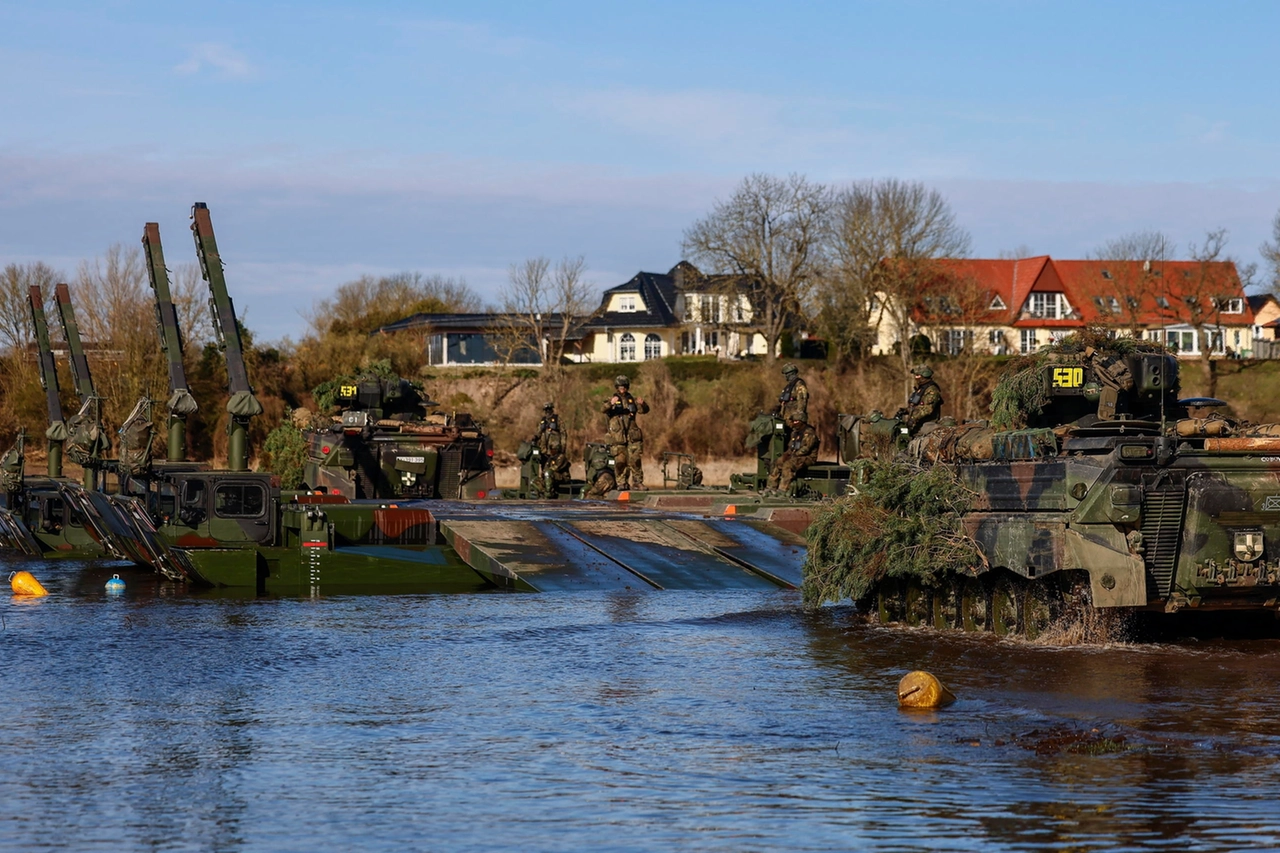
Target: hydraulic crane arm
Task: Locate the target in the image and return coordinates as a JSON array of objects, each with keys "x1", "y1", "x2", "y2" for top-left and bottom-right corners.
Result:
[
  {"x1": 190, "y1": 202, "x2": 261, "y2": 471},
  {"x1": 28, "y1": 285, "x2": 67, "y2": 477},
  {"x1": 142, "y1": 222, "x2": 198, "y2": 461}
]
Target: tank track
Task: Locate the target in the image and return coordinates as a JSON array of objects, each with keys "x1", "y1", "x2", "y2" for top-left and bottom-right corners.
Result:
[{"x1": 858, "y1": 569, "x2": 1096, "y2": 639}]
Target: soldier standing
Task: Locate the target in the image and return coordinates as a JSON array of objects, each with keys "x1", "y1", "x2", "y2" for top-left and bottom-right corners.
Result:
[
  {"x1": 602, "y1": 375, "x2": 649, "y2": 490},
  {"x1": 899, "y1": 365, "x2": 943, "y2": 435},
  {"x1": 775, "y1": 362, "x2": 809, "y2": 426},
  {"x1": 766, "y1": 414, "x2": 819, "y2": 493},
  {"x1": 535, "y1": 404, "x2": 570, "y2": 498}
]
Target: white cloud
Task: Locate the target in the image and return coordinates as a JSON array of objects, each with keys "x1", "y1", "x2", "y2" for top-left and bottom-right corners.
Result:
[{"x1": 173, "y1": 43, "x2": 254, "y2": 78}]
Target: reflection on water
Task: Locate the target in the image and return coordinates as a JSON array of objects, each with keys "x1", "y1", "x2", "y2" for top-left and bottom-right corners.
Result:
[{"x1": 4, "y1": 555, "x2": 1280, "y2": 852}]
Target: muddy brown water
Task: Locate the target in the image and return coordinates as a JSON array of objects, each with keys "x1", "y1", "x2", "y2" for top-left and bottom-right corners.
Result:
[{"x1": 3, "y1": 554, "x2": 1280, "y2": 852}]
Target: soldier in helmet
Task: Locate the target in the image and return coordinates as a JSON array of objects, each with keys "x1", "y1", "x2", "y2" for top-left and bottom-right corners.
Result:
[
  {"x1": 534, "y1": 402, "x2": 560, "y2": 441},
  {"x1": 766, "y1": 413, "x2": 819, "y2": 493},
  {"x1": 602, "y1": 374, "x2": 649, "y2": 490},
  {"x1": 532, "y1": 402, "x2": 569, "y2": 499},
  {"x1": 898, "y1": 365, "x2": 943, "y2": 435},
  {"x1": 581, "y1": 443, "x2": 617, "y2": 499},
  {"x1": 775, "y1": 362, "x2": 809, "y2": 428}
]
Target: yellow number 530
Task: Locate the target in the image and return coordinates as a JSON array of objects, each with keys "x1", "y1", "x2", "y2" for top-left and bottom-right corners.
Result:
[{"x1": 1052, "y1": 367, "x2": 1084, "y2": 388}]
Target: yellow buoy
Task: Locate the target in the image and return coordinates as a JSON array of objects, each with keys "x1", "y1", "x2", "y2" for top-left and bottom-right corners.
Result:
[
  {"x1": 10, "y1": 570, "x2": 49, "y2": 597},
  {"x1": 897, "y1": 670, "x2": 956, "y2": 709}
]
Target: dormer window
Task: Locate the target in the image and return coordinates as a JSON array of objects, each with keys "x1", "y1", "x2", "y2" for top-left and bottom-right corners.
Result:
[
  {"x1": 1212, "y1": 297, "x2": 1245, "y2": 314},
  {"x1": 989, "y1": 295, "x2": 1006, "y2": 310},
  {"x1": 1101, "y1": 269, "x2": 1112, "y2": 280},
  {"x1": 1157, "y1": 296, "x2": 1170, "y2": 309},
  {"x1": 1108, "y1": 296, "x2": 1121, "y2": 313},
  {"x1": 617, "y1": 295, "x2": 637, "y2": 313},
  {"x1": 1027, "y1": 291, "x2": 1067, "y2": 319}
]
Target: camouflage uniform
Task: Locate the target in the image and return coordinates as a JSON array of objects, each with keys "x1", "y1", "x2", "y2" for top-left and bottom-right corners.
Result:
[
  {"x1": 776, "y1": 364, "x2": 809, "y2": 425},
  {"x1": 582, "y1": 444, "x2": 616, "y2": 499},
  {"x1": 603, "y1": 376, "x2": 649, "y2": 489},
  {"x1": 530, "y1": 403, "x2": 569, "y2": 499},
  {"x1": 582, "y1": 467, "x2": 616, "y2": 499},
  {"x1": 767, "y1": 419, "x2": 819, "y2": 491},
  {"x1": 904, "y1": 367, "x2": 943, "y2": 435}
]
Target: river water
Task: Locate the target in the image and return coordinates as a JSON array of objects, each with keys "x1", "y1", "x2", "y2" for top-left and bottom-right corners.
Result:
[{"x1": 4, "y1": 554, "x2": 1280, "y2": 853}]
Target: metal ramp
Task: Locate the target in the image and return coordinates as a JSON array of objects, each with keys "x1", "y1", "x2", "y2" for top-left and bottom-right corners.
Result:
[{"x1": 429, "y1": 501, "x2": 806, "y2": 592}]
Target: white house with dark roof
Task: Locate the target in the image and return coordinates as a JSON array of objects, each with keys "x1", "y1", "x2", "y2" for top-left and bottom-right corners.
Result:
[
  {"x1": 576, "y1": 262, "x2": 768, "y2": 363},
  {"x1": 374, "y1": 262, "x2": 770, "y2": 366}
]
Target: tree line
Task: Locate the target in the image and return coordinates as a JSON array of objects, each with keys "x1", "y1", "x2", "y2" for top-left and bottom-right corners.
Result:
[{"x1": 4, "y1": 180, "x2": 1280, "y2": 459}]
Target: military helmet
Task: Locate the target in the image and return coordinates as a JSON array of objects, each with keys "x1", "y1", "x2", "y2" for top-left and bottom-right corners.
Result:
[
  {"x1": 614, "y1": 375, "x2": 630, "y2": 388},
  {"x1": 912, "y1": 365, "x2": 933, "y2": 379},
  {"x1": 543, "y1": 402, "x2": 555, "y2": 411},
  {"x1": 782, "y1": 363, "x2": 799, "y2": 377}
]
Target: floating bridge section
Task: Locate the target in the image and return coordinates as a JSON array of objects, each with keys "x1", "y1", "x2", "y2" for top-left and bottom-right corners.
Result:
[{"x1": 430, "y1": 498, "x2": 809, "y2": 592}]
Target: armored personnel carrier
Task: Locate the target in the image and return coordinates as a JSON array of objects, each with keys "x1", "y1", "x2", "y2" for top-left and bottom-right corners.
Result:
[
  {"x1": 807, "y1": 334, "x2": 1280, "y2": 635},
  {"x1": 303, "y1": 374, "x2": 495, "y2": 500}
]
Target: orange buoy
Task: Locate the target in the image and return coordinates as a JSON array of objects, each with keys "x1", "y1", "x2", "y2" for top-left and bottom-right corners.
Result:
[
  {"x1": 10, "y1": 570, "x2": 49, "y2": 597},
  {"x1": 897, "y1": 671, "x2": 956, "y2": 709}
]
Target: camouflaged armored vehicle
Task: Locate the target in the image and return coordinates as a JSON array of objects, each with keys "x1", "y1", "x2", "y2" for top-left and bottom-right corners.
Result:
[
  {"x1": 304, "y1": 375, "x2": 495, "y2": 500},
  {"x1": 807, "y1": 334, "x2": 1280, "y2": 635}
]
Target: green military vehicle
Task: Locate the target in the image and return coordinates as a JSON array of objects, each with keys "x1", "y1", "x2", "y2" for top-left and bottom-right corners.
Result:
[
  {"x1": 303, "y1": 375, "x2": 495, "y2": 500},
  {"x1": 808, "y1": 335, "x2": 1280, "y2": 635}
]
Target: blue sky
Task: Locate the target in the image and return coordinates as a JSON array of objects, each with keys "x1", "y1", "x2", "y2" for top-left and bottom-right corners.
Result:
[{"x1": 3, "y1": 1, "x2": 1280, "y2": 342}]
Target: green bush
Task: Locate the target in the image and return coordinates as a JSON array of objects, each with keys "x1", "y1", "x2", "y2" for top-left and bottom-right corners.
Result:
[{"x1": 261, "y1": 414, "x2": 310, "y2": 489}]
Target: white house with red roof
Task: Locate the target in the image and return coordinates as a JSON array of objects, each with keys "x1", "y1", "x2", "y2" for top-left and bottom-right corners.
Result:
[{"x1": 871, "y1": 256, "x2": 1257, "y2": 359}]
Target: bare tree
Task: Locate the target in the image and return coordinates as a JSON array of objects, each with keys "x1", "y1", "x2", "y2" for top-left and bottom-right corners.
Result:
[
  {"x1": 996, "y1": 245, "x2": 1036, "y2": 260},
  {"x1": 1089, "y1": 230, "x2": 1174, "y2": 335},
  {"x1": 917, "y1": 271, "x2": 993, "y2": 420},
  {"x1": 73, "y1": 244, "x2": 162, "y2": 430},
  {"x1": 1261, "y1": 210, "x2": 1280, "y2": 295},
  {"x1": 172, "y1": 261, "x2": 214, "y2": 347},
  {"x1": 1182, "y1": 229, "x2": 1248, "y2": 397},
  {"x1": 496, "y1": 256, "x2": 597, "y2": 370},
  {"x1": 682, "y1": 173, "x2": 830, "y2": 364},
  {"x1": 0, "y1": 262, "x2": 59, "y2": 354},
  {"x1": 821, "y1": 179, "x2": 970, "y2": 395}
]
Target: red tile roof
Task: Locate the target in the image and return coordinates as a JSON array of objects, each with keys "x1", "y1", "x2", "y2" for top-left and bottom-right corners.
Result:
[{"x1": 915, "y1": 257, "x2": 1253, "y2": 329}]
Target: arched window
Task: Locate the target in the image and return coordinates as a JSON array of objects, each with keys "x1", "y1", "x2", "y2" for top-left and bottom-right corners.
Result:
[
  {"x1": 644, "y1": 334, "x2": 662, "y2": 360},
  {"x1": 619, "y1": 332, "x2": 636, "y2": 361}
]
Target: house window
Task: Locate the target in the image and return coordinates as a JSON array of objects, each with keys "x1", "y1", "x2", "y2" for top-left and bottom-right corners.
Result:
[
  {"x1": 988, "y1": 329, "x2": 1008, "y2": 354},
  {"x1": 700, "y1": 295, "x2": 721, "y2": 324},
  {"x1": 1165, "y1": 330, "x2": 1197, "y2": 353},
  {"x1": 735, "y1": 299, "x2": 745, "y2": 323},
  {"x1": 1216, "y1": 297, "x2": 1244, "y2": 314},
  {"x1": 1027, "y1": 292, "x2": 1062, "y2": 319},
  {"x1": 617, "y1": 295, "x2": 637, "y2": 313},
  {"x1": 619, "y1": 332, "x2": 636, "y2": 361},
  {"x1": 1019, "y1": 329, "x2": 1037, "y2": 354},
  {"x1": 944, "y1": 329, "x2": 973, "y2": 355},
  {"x1": 643, "y1": 334, "x2": 662, "y2": 360},
  {"x1": 989, "y1": 295, "x2": 1006, "y2": 311},
  {"x1": 1101, "y1": 269, "x2": 1112, "y2": 280},
  {"x1": 1108, "y1": 297, "x2": 1121, "y2": 313},
  {"x1": 1156, "y1": 296, "x2": 1170, "y2": 309}
]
